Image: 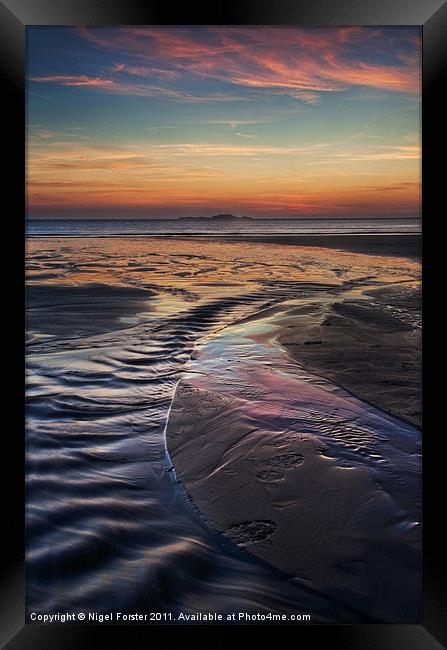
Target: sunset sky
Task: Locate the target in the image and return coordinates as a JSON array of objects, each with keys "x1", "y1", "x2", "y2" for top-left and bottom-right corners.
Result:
[{"x1": 27, "y1": 26, "x2": 421, "y2": 219}]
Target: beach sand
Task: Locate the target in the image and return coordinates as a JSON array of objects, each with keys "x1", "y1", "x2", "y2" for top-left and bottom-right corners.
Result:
[
  {"x1": 166, "y1": 316, "x2": 421, "y2": 621},
  {"x1": 164, "y1": 235, "x2": 421, "y2": 621},
  {"x1": 276, "y1": 282, "x2": 421, "y2": 429},
  {"x1": 190, "y1": 233, "x2": 421, "y2": 259},
  {"x1": 26, "y1": 234, "x2": 421, "y2": 621}
]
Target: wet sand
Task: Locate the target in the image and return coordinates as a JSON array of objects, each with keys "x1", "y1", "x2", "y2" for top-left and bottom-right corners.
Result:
[
  {"x1": 166, "y1": 312, "x2": 421, "y2": 622},
  {"x1": 26, "y1": 235, "x2": 421, "y2": 622},
  {"x1": 276, "y1": 283, "x2": 421, "y2": 429},
  {"x1": 185, "y1": 233, "x2": 421, "y2": 259}
]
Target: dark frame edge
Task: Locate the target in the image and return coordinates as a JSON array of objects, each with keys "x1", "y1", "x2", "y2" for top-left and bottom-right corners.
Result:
[
  {"x1": 0, "y1": 1, "x2": 25, "y2": 649},
  {"x1": 421, "y1": 2, "x2": 447, "y2": 647}
]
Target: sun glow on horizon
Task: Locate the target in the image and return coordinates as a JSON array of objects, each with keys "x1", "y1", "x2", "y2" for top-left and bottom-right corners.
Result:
[{"x1": 27, "y1": 26, "x2": 421, "y2": 219}]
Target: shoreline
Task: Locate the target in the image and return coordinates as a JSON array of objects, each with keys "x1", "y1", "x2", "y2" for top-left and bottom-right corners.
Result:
[
  {"x1": 25, "y1": 233, "x2": 421, "y2": 259},
  {"x1": 216, "y1": 234, "x2": 421, "y2": 259}
]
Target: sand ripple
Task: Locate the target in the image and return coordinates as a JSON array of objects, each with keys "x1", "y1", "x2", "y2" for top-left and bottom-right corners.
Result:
[{"x1": 26, "y1": 236, "x2": 420, "y2": 622}]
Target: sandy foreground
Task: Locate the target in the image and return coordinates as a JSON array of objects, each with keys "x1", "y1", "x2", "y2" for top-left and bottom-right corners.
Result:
[
  {"x1": 167, "y1": 346, "x2": 420, "y2": 622},
  {"x1": 26, "y1": 235, "x2": 421, "y2": 621},
  {"x1": 165, "y1": 243, "x2": 421, "y2": 621},
  {"x1": 277, "y1": 282, "x2": 421, "y2": 429}
]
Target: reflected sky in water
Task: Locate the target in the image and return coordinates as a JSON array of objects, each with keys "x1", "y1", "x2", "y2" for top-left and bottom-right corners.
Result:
[{"x1": 26, "y1": 236, "x2": 420, "y2": 622}]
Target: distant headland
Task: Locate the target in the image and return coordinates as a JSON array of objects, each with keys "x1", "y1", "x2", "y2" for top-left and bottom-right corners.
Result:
[{"x1": 177, "y1": 213, "x2": 253, "y2": 221}]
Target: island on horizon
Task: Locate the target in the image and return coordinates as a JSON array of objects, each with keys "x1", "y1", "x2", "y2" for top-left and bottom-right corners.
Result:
[{"x1": 178, "y1": 213, "x2": 253, "y2": 220}]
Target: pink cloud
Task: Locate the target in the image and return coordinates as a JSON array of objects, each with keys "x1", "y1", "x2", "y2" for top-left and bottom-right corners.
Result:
[
  {"x1": 77, "y1": 27, "x2": 420, "y2": 99},
  {"x1": 30, "y1": 75, "x2": 116, "y2": 88},
  {"x1": 111, "y1": 62, "x2": 180, "y2": 79},
  {"x1": 32, "y1": 28, "x2": 420, "y2": 102}
]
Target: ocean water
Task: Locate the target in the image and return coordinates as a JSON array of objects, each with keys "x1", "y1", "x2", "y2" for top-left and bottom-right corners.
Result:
[
  {"x1": 26, "y1": 217, "x2": 421, "y2": 237},
  {"x1": 25, "y1": 237, "x2": 421, "y2": 623}
]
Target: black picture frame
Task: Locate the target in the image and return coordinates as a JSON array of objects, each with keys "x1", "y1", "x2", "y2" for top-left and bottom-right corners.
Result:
[{"x1": 1, "y1": 1, "x2": 445, "y2": 648}]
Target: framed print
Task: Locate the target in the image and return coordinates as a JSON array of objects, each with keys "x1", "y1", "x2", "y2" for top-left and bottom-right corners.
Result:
[{"x1": 1, "y1": 0, "x2": 445, "y2": 648}]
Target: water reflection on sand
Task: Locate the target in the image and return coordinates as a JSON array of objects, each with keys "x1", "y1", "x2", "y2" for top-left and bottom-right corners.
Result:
[{"x1": 26, "y1": 237, "x2": 421, "y2": 622}]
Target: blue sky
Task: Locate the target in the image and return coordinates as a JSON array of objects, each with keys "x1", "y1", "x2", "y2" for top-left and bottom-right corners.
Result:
[{"x1": 27, "y1": 26, "x2": 421, "y2": 218}]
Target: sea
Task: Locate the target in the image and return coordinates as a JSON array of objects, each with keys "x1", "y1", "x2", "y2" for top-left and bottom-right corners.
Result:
[{"x1": 26, "y1": 216, "x2": 421, "y2": 237}]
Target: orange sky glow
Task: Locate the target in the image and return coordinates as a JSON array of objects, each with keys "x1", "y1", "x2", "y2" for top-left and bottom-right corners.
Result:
[{"x1": 27, "y1": 26, "x2": 421, "y2": 218}]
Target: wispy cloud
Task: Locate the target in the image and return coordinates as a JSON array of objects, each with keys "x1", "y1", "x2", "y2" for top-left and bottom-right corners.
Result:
[
  {"x1": 206, "y1": 119, "x2": 268, "y2": 127},
  {"x1": 30, "y1": 27, "x2": 420, "y2": 103},
  {"x1": 29, "y1": 127, "x2": 91, "y2": 140},
  {"x1": 27, "y1": 136, "x2": 420, "y2": 215},
  {"x1": 29, "y1": 75, "x2": 117, "y2": 88},
  {"x1": 29, "y1": 74, "x2": 248, "y2": 102},
  {"x1": 308, "y1": 145, "x2": 420, "y2": 165},
  {"x1": 27, "y1": 26, "x2": 421, "y2": 217}
]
